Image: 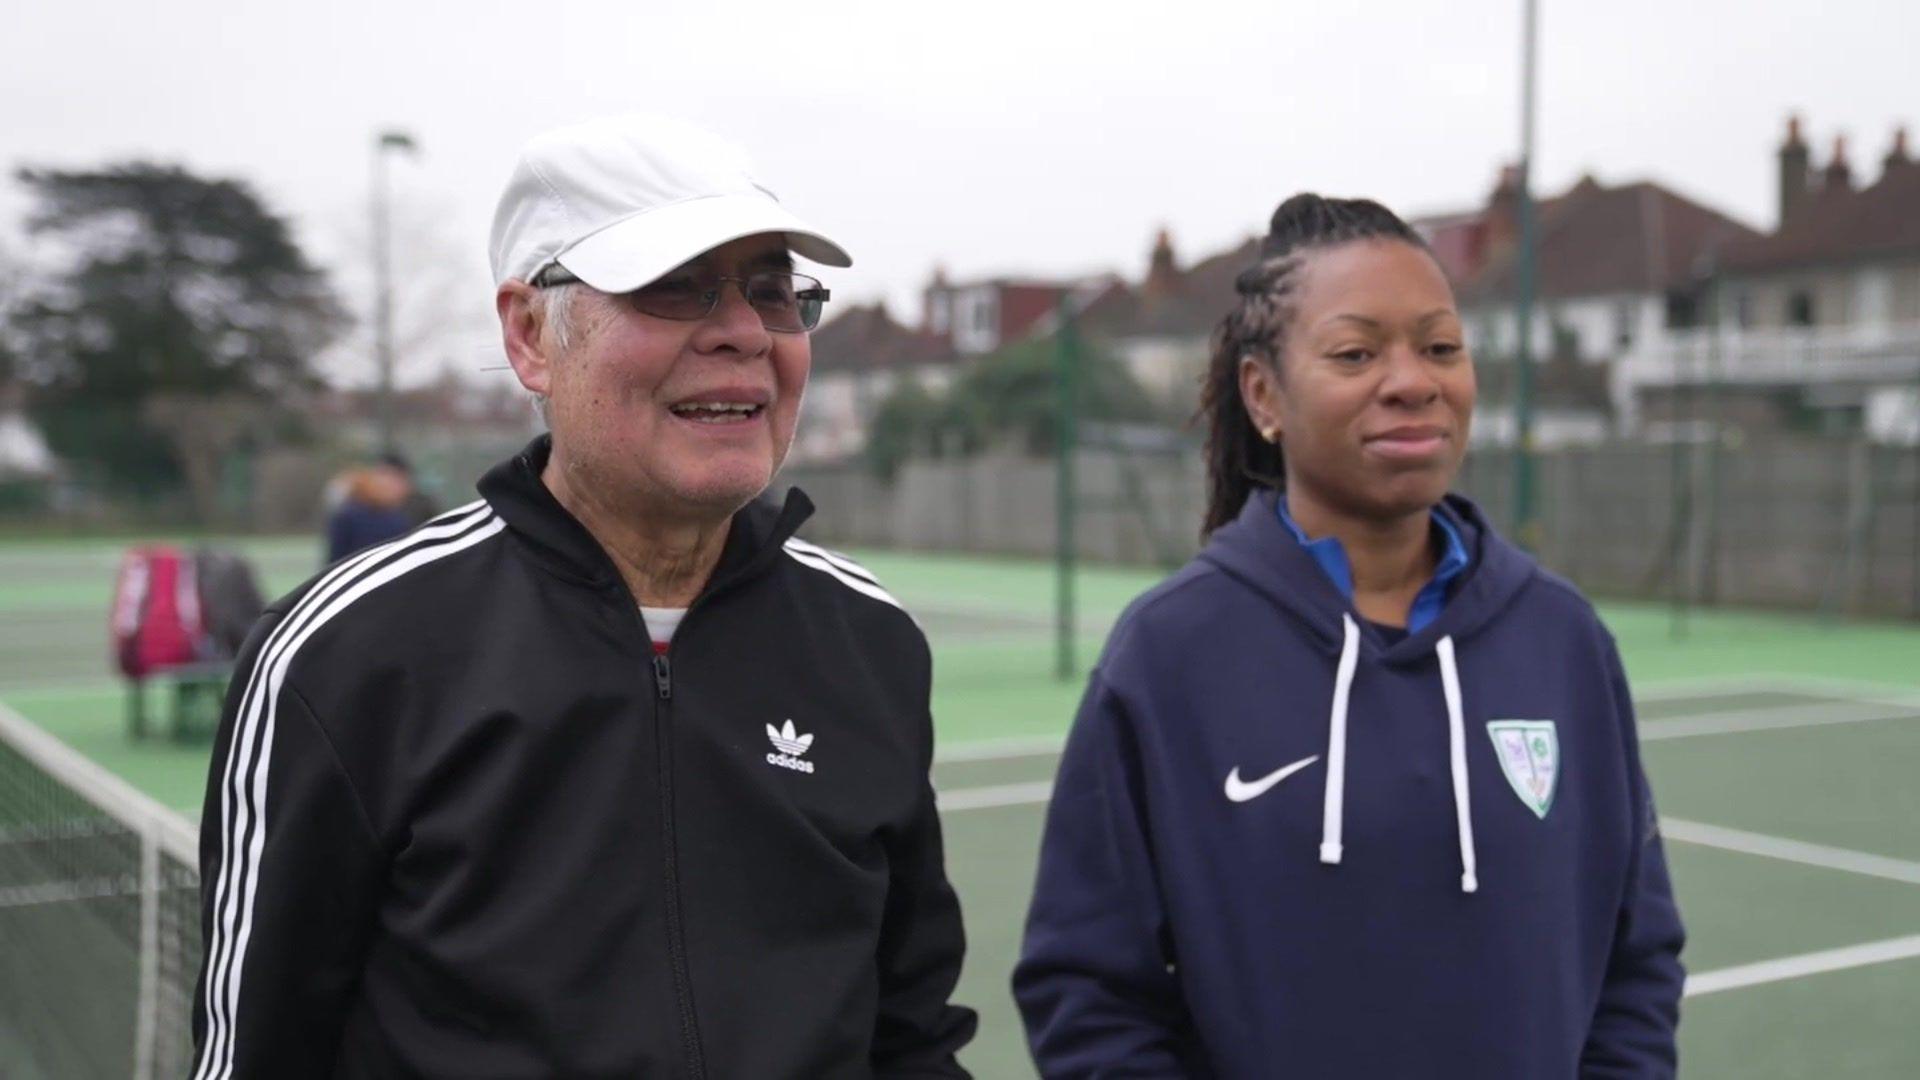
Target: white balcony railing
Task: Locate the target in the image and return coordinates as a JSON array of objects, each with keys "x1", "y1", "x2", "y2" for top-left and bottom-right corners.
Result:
[{"x1": 1616, "y1": 321, "x2": 1920, "y2": 386}]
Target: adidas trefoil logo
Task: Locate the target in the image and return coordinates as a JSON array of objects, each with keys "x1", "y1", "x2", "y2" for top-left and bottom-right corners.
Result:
[{"x1": 766, "y1": 719, "x2": 816, "y2": 774}]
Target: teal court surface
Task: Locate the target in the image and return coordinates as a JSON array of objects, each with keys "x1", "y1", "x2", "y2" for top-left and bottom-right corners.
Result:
[{"x1": 4, "y1": 537, "x2": 1920, "y2": 1076}]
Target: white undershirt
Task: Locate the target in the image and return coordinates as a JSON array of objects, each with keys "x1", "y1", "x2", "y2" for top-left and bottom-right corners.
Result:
[{"x1": 639, "y1": 606, "x2": 687, "y2": 647}]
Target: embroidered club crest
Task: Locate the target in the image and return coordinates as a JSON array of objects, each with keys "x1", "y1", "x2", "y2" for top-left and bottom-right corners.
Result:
[{"x1": 1487, "y1": 720, "x2": 1559, "y2": 819}]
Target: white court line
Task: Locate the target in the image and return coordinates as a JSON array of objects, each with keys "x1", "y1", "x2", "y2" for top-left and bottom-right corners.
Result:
[
  {"x1": 1633, "y1": 674, "x2": 1920, "y2": 709},
  {"x1": 1661, "y1": 819, "x2": 1920, "y2": 886},
  {"x1": 1641, "y1": 699, "x2": 1920, "y2": 742},
  {"x1": 1736, "y1": 674, "x2": 1920, "y2": 709},
  {"x1": 0, "y1": 678, "x2": 125, "y2": 701},
  {"x1": 931, "y1": 683, "x2": 1920, "y2": 767},
  {"x1": 1685, "y1": 934, "x2": 1920, "y2": 997},
  {"x1": 936, "y1": 735, "x2": 1064, "y2": 764},
  {"x1": 937, "y1": 781, "x2": 1053, "y2": 812},
  {"x1": 937, "y1": 794, "x2": 1920, "y2": 892},
  {"x1": 932, "y1": 678, "x2": 1920, "y2": 1003},
  {"x1": 1627, "y1": 675, "x2": 1855, "y2": 702},
  {"x1": 1633, "y1": 677, "x2": 1791, "y2": 702},
  {"x1": 933, "y1": 786, "x2": 1920, "y2": 996}
]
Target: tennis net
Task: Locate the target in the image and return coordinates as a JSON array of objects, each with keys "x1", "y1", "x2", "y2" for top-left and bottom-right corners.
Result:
[{"x1": 0, "y1": 703, "x2": 200, "y2": 1079}]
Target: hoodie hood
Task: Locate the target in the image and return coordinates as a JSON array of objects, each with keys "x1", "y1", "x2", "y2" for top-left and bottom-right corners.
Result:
[
  {"x1": 1194, "y1": 487, "x2": 1544, "y2": 893},
  {"x1": 1198, "y1": 488, "x2": 1538, "y2": 664}
]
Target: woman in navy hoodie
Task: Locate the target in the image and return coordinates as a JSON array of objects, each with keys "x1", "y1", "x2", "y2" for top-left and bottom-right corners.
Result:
[{"x1": 1014, "y1": 195, "x2": 1685, "y2": 1078}]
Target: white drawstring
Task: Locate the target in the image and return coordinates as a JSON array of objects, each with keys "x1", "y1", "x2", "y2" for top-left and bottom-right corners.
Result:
[
  {"x1": 1436, "y1": 635, "x2": 1479, "y2": 893},
  {"x1": 1319, "y1": 614, "x2": 1361, "y2": 865},
  {"x1": 1317, "y1": 619, "x2": 1480, "y2": 894}
]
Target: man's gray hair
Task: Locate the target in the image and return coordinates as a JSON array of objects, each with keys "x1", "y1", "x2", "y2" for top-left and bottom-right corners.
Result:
[
  {"x1": 528, "y1": 283, "x2": 591, "y2": 422},
  {"x1": 539, "y1": 283, "x2": 581, "y2": 352}
]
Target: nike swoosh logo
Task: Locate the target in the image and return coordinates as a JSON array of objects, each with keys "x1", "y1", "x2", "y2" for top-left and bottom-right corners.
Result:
[{"x1": 1223, "y1": 755, "x2": 1322, "y2": 803}]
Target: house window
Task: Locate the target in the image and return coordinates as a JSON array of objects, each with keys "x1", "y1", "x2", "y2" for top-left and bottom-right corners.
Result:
[
  {"x1": 953, "y1": 290, "x2": 999, "y2": 354},
  {"x1": 1856, "y1": 269, "x2": 1893, "y2": 328},
  {"x1": 1551, "y1": 323, "x2": 1580, "y2": 360},
  {"x1": 1476, "y1": 317, "x2": 1499, "y2": 356},
  {"x1": 1664, "y1": 291, "x2": 1699, "y2": 330},
  {"x1": 1732, "y1": 290, "x2": 1753, "y2": 329},
  {"x1": 929, "y1": 294, "x2": 950, "y2": 335},
  {"x1": 1787, "y1": 291, "x2": 1815, "y2": 327},
  {"x1": 1614, "y1": 301, "x2": 1635, "y2": 348}
]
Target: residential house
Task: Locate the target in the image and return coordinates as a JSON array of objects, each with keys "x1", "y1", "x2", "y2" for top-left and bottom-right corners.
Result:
[
  {"x1": 921, "y1": 268, "x2": 1086, "y2": 356},
  {"x1": 792, "y1": 301, "x2": 953, "y2": 464},
  {"x1": 1615, "y1": 117, "x2": 1920, "y2": 441},
  {"x1": 1078, "y1": 230, "x2": 1257, "y2": 406},
  {"x1": 793, "y1": 268, "x2": 1122, "y2": 464},
  {"x1": 1081, "y1": 172, "x2": 1762, "y2": 450},
  {"x1": 792, "y1": 146, "x2": 1813, "y2": 464},
  {"x1": 1448, "y1": 168, "x2": 1763, "y2": 445}
]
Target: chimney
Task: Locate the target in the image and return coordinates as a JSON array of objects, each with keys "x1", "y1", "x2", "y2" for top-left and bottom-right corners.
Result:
[
  {"x1": 1143, "y1": 227, "x2": 1182, "y2": 300},
  {"x1": 1778, "y1": 114, "x2": 1810, "y2": 223},
  {"x1": 1885, "y1": 125, "x2": 1913, "y2": 177},
  {"x1": 922, "y1": 264, "x2": 951, "y2": 336},
  {"x1": 1483, "y1": 163, "x2": 1523, "y2": 262},
  {"x1": 1823, "y1": 134, "x2": 1854, "y2": 194}
]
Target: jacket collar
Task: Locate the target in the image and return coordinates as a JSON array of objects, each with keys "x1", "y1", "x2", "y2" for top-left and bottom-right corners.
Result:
[{"x1": 478, "y1": 434, "x2": 815, "y2": 593}]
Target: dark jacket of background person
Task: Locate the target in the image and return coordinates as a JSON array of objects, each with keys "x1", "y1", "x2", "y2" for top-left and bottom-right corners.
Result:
[
  {"x1": 323, "y1": 466, "x2": 413, "y2": 564},
  {"x1": 1015, "y1": 489, "x2": 1684, "y2": 1078},
  {"x1": 379, "y1": 452, "x2": 441, "y2": 527},
  {"x1": 192, "y1": 437, "x2": 976, "y2": 1078},
  {"x1": 322, "y1": 498, "x2": 410, "y2": 564}
]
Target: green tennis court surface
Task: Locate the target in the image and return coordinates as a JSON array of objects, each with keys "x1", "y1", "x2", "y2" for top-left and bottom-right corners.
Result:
[{"x1": 5, "y1": 536, "x2": 1920, "y2": 1076}]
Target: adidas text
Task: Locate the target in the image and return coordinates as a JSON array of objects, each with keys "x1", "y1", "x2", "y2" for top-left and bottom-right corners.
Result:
[{"x1": 767, "y1": 752, "x2": 815, "y2": 774}]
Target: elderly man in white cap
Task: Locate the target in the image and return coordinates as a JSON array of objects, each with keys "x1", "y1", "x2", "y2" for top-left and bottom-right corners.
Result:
[{"x1": 191, "y1": 116, "x2": 977, "y2": 1078}]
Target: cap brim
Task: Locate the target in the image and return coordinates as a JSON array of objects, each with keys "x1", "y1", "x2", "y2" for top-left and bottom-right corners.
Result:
[{"x1": 553, "y1": 193, "x2": 852, "y2": 293}]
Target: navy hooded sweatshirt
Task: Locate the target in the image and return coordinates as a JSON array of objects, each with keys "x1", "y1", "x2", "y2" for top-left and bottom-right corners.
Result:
[{"x1": 1014, "y1": 490, "x2": 1685, "y2": 1078}]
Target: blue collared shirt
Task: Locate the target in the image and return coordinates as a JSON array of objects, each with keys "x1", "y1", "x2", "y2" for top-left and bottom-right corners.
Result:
[{"x1": 1276, "y1": 497, "x2": 1470, "y2": 634}]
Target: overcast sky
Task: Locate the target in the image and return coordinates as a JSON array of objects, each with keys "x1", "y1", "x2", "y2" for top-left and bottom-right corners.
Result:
[{"x1": 4, "y1": 0, "x2": 1914, "y2": 386}]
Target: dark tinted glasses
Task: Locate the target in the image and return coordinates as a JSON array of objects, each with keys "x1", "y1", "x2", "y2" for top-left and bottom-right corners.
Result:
[{"x1": 533, "y1": 264, "x2": 830, "y2": 333}]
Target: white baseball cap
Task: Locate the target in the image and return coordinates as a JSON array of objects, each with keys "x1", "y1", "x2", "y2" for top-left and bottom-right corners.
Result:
[{"x1": 488, "y1": 114, "x2": 852, "y2": 291}]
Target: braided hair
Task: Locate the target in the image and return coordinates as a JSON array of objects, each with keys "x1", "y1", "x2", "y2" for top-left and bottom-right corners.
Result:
[{"x1": 1199, "y1": 193, "x2": 1431, "y2": 535}]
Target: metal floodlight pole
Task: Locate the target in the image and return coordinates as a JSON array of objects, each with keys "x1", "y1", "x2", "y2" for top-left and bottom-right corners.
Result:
[
  {"x1": 373, "y1": 130, "x2": 418, "y2": 456},
  {"x1": 1513, "y1": 0, "x2": 1540, "y2": 548},
  {"x1": 1055, "y1": 296, "x2": 1079, "y2": 681},
  {"x1": 1702, "y1": 255, "x2": 1722, "y2": 606},
  {"x1": 1906, "y1": 337, "x2": 1920, "y2": 618}
]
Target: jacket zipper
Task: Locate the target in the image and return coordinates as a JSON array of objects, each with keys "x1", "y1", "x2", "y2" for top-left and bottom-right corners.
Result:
[
  {"x1": 612, "y1": 531, "x2": 794, "y2": 1077},
  {"x1": 646, "y1": 639, "x2": 707, "y2": 1079}
]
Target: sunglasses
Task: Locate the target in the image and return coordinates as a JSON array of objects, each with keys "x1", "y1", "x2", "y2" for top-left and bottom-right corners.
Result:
[{"x1": 533, "y1": 264, "x2": 830, "y2": 333}]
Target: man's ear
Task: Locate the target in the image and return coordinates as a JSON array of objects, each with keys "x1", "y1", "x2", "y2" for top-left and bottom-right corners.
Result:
[
  {"x1": 1238, "y1": 355, "x2": 1284, "y2": 444},
  {"x1": 497, "y1": 281, "x2": 553, "y2": 398}
]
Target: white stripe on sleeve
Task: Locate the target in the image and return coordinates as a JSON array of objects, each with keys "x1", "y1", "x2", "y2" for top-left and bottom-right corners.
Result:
[{"x1": 195, "y1": 503, "x2": 499, "y2": 1080}]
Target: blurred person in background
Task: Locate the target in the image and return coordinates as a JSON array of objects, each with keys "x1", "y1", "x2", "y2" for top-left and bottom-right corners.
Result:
[
  {"x1": 378, "y1": 451, "x2": 440, "y2": 526},
  {"x1": 192, "y1": 115, "x2": 975, "y2": 1077},
  {"x1": 321, "y1": 459, "x2": 413, "y2": 564},
  {"x1": 1014, "y1": 194, "x2": 1684, "y2": 1078}
]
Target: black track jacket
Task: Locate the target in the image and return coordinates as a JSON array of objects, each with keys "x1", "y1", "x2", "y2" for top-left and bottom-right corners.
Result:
[{"x1": 190, "y1": 437, "x2": 976, "y2": 1078}]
